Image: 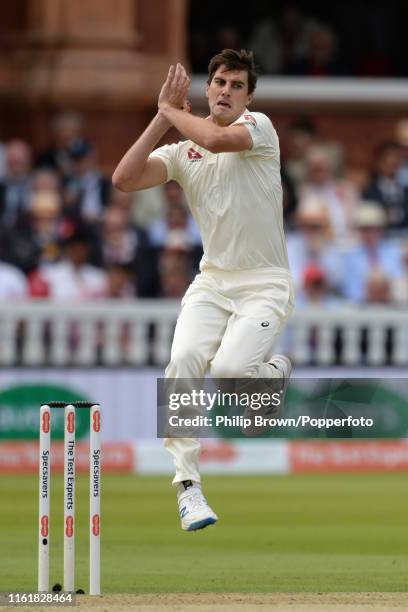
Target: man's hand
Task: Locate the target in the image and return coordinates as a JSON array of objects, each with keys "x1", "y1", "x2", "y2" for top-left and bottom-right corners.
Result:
[{"x1": 158, "y1": 63, "x2": 190, "y2": 113}]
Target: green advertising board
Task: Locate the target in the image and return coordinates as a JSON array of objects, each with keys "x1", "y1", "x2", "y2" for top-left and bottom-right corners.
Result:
[{"x1": 0, "y1": 384, "x2": 93, "y2": 440}]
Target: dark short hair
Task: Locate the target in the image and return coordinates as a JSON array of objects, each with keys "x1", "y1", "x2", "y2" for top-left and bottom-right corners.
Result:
[{"x1": 207, "y1": 49, "x2": 257, "y2": 94}]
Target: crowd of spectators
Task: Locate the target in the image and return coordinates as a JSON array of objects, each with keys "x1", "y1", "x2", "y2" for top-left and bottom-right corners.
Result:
[
  {"x1": 0, "y1": 111, "x2": 408, "y2": 318},
  {"x1": 0, "y1": 111, "x2": 203, "y2": 303},
  {"x1": 190, "y1": 2, "x2": 406, "y2": 77},
  {"x1": 283, "y1": 118, "x2": 408, "y2": 311}
]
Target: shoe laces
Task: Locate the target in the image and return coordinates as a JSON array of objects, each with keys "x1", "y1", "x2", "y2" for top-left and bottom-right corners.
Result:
[{"x1": 180, "y1": 487, "x2": 208, "y2": 511}]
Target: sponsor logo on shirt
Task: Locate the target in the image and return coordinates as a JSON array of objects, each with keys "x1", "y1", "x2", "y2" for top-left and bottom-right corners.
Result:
[
  {"x1": 244, "y1": 114, "x2": 257, "y2": 127},
  {"x1": 187, "y1": 147, "x2": 203, "y2": 162}
]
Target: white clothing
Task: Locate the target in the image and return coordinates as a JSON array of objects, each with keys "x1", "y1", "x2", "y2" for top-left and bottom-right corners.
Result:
[
  {"x1": 148, "y1": 215, "x2": 202, "y2": 248},
  {"x1": 151, "y1": 110, "x2": 290, "y2": 274},
  {"x1": 40, "y1": 261, "x2": 107, "y2": 300},
  {"x1": 286, "y1": 232, "x2": 344, "y2": 297},
  {"x1": 151, "y1": 109, "x2": 293, "y2": 485},
  {"x1": 79, "y1": 171, "x2": 104, "y2": 220},
  {"x1": 0, "y1": 262, "x2": 27, "y2": 299},
  {"x1": 165, "y1": 268, "x2": 294, "y2": 484},
  {"x1": 299, "y1": 181, "x2": 358, "y2": 243}
]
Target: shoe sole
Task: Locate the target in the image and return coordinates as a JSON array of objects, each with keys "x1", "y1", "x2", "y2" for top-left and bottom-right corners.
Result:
[{"x1": 185, "y1": 516, "x2": 217, "y2": 531}]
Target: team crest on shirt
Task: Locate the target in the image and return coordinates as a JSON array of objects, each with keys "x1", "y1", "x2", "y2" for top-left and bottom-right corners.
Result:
[
  {"x1": 187, "y1": 147, "x2": 203, "y2": 162},
  {"x1": 244, "y1": 114, "x2": 257, "y2": 127}
]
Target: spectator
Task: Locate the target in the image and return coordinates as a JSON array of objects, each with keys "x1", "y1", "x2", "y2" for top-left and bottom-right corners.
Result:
[
  {"x1": 280, "y1": 260, "x2": 343, "y2": 365},
  {"x1": 300, "y1": 263, "x2": 343, "y2": 307},
  {"x1": 283, "y1": 119, "x2": 319, "y2": 187},
  {"x1": 286, "y1": 23, "x2": 348, "y2": 76},
  {"x1": 110, "y1": 187, "x2": 135, "y2": 214},
  {"x1": 395, "y1": 119, "x2": 408, "y2": 189},
  {"x1": 0, "y1": 140, "x2": 32, "y2": 228},
  {"x1": 293, "y1": 262, "x2": 343, "y2": 364},
  {"x1": 391, "y1": 240, "x2": 408, "y2": 304},
  {"x1": 0, "y1": 258, "x2": 27, "y2": 299},
  {"x1": 364, "y1": 269, "x2": 392, "y2": 304},
  {"x1": 363, "y1": 141, "x2": 408, "y2": 230},
  {"x1": 36, "y1": 111, "x2": 84, "y2": 180},
  {"x1": 32, "y1": 168, "x2": 61, "y2": 195},
  {"x1": 63, "y1": 140, "x2": 111, "y2": 223},
  {"x1": 164, "y1": 180, "x2": 188, "y2": 208},
  {"x1": 299, "y1": 145, "x2": 358, "y2": 242},
  {"x1": 340, "y1": 203, "x2": 403, "y2": 302},
  {"x1": 248, "y1": 4, "x2": 317, "y2": 74},
  {"x1": 362, "y1": 268, "x2": 394, "y2": 364},
  {"x1": 104, "y1": 263, "x2": 135, "y2": 298},
  {"x1": 35, "y1": 226, "x2": 107, "y2": 300},
  {"x1": 160, "y1": 265, "x2": 191, "y2": 299},
  {"x1": 159, "y1": 246, "x2": 192, "y2": 299},
  {"x1": 3, "y1": 191, "x2": 74, "y2": 275},
  {"x1": 131, "y1": 185, "x2": 166, "y2": 228},
  {"x1": 101, "y1": 205, "x2": 140, "y2": 267},
  {"x1": 99, "y1": 204, "x2": 157, "y2": 297},
  {"x1": 148, "y1": 181, "x2": 202, "y2": 270},
  {"x1": 286, "y1": 197, "x2": 343, "y2": 300},
  {"x1": 29, "y1": 191, "x2": 67, "y2": 262}
]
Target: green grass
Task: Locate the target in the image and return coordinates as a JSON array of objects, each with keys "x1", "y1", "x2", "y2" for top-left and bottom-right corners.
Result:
[{"x1": 1, "y1": 473, "x2": 408, "y2": 592}]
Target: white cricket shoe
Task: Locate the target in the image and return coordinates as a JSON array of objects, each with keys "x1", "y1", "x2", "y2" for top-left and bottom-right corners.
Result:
[{"x1": 177, "y1": 481, "x2": 218, "y2": 531}]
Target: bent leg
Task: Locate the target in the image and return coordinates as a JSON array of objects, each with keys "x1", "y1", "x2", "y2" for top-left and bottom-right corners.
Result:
[
  {"x1": 210, "y1": 312, "x2": 284, "y2": 379},
  {"x1": 165, "y1": 276, "x2": 231, "y2": 484},
  {"x1": 211, "y1": 274, "x2": 294, "y2": 379}
]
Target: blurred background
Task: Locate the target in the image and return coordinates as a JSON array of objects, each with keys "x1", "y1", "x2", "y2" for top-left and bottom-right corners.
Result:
[{"x1": 0, "y1": 0, "x2": 408, "y2": 476}]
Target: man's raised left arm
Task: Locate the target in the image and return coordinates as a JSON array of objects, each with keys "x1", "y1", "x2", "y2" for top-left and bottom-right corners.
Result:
[{"x1": 158, "y1": 64, "x2": 252, "y2": 154}]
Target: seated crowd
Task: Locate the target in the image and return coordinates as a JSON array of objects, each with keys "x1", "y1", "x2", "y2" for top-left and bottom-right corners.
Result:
[{"x1": 0, "y1": 111, "x2": 408, "y2": 312}]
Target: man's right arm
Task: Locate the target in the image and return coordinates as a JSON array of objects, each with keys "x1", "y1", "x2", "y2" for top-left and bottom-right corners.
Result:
[{"x1": 112, "y1": 113, "x2": 170, "y2": 192}]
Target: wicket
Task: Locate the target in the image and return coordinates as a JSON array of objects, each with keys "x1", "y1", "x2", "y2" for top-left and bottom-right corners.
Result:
[{"x1": 38, "y1": 401, "x2": 101, "y2": 595}]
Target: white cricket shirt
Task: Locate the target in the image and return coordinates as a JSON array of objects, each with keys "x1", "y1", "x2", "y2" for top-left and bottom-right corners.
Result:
[{"x1": 150, "y1": 110, "x2": 290, "y2": 274}]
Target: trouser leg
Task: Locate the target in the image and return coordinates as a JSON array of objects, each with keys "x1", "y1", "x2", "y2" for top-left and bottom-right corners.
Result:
[
  {"x1": 165, "y1": 277, "x2": 230, "y2": 484},
  {"x1": 210, "y1": 276, "x2": 293, "y2": 379}
]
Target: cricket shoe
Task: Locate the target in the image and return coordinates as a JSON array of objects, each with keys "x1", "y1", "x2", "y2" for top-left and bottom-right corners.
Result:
[
  {"x1": 177, "y1": 480, "x2": 218, "y2": 531},
  {"x1": 241, "y1": 354, "x2": 292, "y2": 436}
]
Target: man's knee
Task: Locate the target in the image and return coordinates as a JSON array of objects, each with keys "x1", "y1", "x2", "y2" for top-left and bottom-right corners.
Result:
[
  {"x1": 166, "y1": 346, "x2": 207, "y2": 378},
  {"x1": 210, "y1": 357, "x2": 256, "y2": 379}
]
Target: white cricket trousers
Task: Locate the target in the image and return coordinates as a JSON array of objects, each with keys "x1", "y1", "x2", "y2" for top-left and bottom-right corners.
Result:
[{"x1": 164, "y1": 267, "x2": 294, "y2": 484}]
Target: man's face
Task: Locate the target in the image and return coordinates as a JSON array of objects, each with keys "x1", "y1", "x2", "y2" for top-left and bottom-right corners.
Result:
[
  {"x1": 6, "y1": 142, "x2": 31, "y2": 178},
  {"x1": 206, "y1": 66, "x2": 252, "y2": 125}
]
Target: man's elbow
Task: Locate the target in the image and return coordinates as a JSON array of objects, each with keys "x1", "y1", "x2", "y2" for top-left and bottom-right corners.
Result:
[{"x1": 112, "y1": 171, "x2": 132, "y2": 192}]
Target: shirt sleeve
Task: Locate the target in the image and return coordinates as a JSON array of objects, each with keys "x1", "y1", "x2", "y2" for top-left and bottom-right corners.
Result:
[
  {"x1": 234, "y1": 112, "x2": 278, "y2": 159},
  {"x1": 149, "y1": 143, "x2": 179, "y2": 181}
]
